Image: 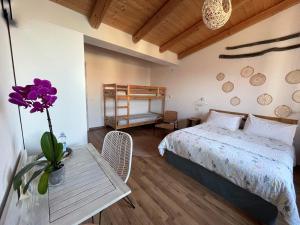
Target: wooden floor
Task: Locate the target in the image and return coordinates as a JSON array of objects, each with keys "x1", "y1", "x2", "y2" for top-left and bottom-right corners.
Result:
[{"x1": 84, "y1": 126, "x2": 300, "y2": 225}]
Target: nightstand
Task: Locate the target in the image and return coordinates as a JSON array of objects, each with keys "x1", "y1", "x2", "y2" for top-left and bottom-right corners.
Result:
[{"x1": 187, "y1": 117, "x2": 201, "y2": 127}]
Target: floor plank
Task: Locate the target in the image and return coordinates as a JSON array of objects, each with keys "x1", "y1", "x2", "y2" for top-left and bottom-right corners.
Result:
[{"x1": 82, "y1": 126, "x2": 300, "y2": 225}]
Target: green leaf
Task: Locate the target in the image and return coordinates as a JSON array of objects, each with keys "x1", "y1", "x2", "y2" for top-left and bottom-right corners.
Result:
[
  {"x1": 41, "y1": 132, "x2": 57, "y2": 162},
  {"x1": 15, "y1": 180, "x2": 22, "y2": 200},
  {"x1": 17, "y1": 188, "x2": 20, "y2": 200},
  {"x1": 34, "y1": 152, "x2": 45, "y2": 161},
  {"x1": 55, "y1": 143, "x2": 64, "y2": 162},
  {"x1": 44, "y1": 164, "x2": 55, "y2": 173},
  {"x1": 13, "y1": 160, "x2": 48, "y2": 200},
  {"x1": 22, "y1": 167, "x2": 45, "y2": 194},
  {"x1": 13, "y1": 160, "x2": 48, "y2": 191},
  {"x1": 38, "y1": 172, "x2": 49, "y2": 194}
]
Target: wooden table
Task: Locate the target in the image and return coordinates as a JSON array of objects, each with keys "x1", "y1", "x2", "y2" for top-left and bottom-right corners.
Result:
[{"x1": 0, "y1": 144, "x2": 131, "y2": 225}]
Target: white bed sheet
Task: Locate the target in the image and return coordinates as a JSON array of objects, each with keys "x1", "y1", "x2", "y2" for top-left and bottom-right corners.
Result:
[{"x1": 158, "y1": 123, "x2": 299, "y2": 225}]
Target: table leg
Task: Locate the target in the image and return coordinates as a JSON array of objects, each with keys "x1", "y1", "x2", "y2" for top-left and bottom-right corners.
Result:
[
  {"x1": 123, "y1": 196, "x2": 136, "y2": 209},
  {"x1": 99, "y1": 211, "x2": 102, "y2": 225}
]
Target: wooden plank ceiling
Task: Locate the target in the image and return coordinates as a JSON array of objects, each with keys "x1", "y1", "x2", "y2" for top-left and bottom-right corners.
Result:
[{"x1": 51, "y1": 0, "x2": 300, "y2": 59}]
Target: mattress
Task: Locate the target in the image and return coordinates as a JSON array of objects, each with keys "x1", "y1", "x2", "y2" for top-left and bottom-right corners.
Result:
[
  {"x1": 158, "y1": 123, "x2": 299, "y2": 225},
  {"x1": 116, "y1": 91, "x2": 156, "y2": 96},
  {"x1": 105, "y1": 113, "x2": 160, "y2": 127},
  {"x1": 118, "y1": 113, "x2": 159, "y2": 125}
]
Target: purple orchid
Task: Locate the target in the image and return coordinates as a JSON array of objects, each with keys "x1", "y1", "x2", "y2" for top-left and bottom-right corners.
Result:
[
  {"x1": 8, "y1": 78, "x2": 57, "y2": 113},
  {"x1": 10, "y1": 79, "x2": 64, "y2": 197}
]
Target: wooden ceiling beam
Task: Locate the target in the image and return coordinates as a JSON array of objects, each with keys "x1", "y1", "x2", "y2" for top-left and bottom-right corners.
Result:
[
  {"x1": 89, "y1": 0, "x2": 113, "y2": 29},
  {"x1": 159, "y1": 0, "x2": 250, "y2": 53},
  {"x1": 178, "y1": 0, "x2": 300, "y2": 59},
  {"x1": 132, "y1": 0, "x2": 183, "y2": 43}
]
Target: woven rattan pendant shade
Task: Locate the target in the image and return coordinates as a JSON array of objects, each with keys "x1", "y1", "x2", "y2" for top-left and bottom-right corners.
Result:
[{"x1": 202, "y1": 0, "x2": 232, "y2": 30}]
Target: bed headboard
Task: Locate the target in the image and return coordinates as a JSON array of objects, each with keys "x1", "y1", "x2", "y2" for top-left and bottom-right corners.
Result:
[{"x1": 209, "y1": 109, "x2": 298, "y2": 125}]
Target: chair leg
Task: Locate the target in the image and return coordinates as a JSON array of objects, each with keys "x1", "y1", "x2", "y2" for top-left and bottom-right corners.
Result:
[
  {"x1": 123, "y1": 196, "x2": 136, "y2": 209},
  {"x1": 98, "y1": 211, "x2": 102, "y2": 225},
  {"x1": 92, "y1": 216, "x2": 94, "y2": 223}
]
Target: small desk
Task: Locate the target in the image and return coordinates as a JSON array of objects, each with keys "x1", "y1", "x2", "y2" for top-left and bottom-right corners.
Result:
[
  {"x1": 1, "y1": 144, "x2": 131, "y2": 225},
  {"x1": 187, "y1": 117, "x2": 201, "y2": 127}
]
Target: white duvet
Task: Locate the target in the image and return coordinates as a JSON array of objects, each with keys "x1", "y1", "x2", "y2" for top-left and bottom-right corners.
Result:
[{"x1": 158, "y1": 123, "x2": 300, "y2": 225}]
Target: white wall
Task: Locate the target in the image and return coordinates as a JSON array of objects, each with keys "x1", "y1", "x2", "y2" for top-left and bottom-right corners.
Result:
[
  {"x1": 10, "y1": 19, "x2": 88, "y2": 153},
  {"x1": 0, "y1": 13, "x2": 23, "y2": 209},
  {"x1": 150, "y1": 5, "x2": 300, "y2": 162},
  {"x1": 85, "y1": 44, "x2": 152, "y2": 128},
  {"x1": 1, "y1": 0, "x2": 89, "y2": 211}
]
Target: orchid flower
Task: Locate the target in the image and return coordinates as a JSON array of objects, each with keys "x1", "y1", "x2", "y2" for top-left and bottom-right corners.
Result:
[{"x1": 8, "y1": 78, "x2": 57, "y2": 113}]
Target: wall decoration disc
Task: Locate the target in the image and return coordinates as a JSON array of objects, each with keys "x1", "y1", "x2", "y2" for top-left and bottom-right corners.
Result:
[
  {"x1": 216, "y1": 72, "x2": 225, "y2": 81},
  {"x1": 222, "y1": 81, "x2": 234, "y2": 93},
  {"x1": 292, "y1": 90, "x2": 300, "y2": 103},
  {"x1": 240, "y1": 66, "x2": 254, "y2": 78},
  {"x1": 257, "y1": 93, "x2": 273, "y2": 105},
  {"x1": 274, "y1": 105, "x2": 292, "y2": 118},
  {"x1": 285, "y1": 70, "x2": 300, "y2": 84},
  {"x1": 230, "y1": 96, "x2": 240, "y2": 106},
  {"x1": 249, "y1": 73, "x2": 266, "y2": 86}
]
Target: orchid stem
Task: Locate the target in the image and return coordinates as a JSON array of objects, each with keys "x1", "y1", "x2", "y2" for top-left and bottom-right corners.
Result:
[{"x1": 46, "y1": 108, "x2": 55, "y2": 166}]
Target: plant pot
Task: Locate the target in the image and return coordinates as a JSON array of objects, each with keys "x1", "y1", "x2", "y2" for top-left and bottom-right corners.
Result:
[{"x1": 49, "y1": 165, "x2": 65, "y2": 186}]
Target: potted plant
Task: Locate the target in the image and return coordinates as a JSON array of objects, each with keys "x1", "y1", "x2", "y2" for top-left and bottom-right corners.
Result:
[{"x1": 8, "y1": 78, "x2": 64, "y2": 199}]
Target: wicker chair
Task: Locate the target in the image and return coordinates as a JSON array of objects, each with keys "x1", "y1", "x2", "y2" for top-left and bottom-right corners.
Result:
[
  {"x1": 89, "y1": 131, "x2": 134, "y2": 225},
  {"x1": 155, "y1": 111, "x2": 178, "y2": 132},
  {"x1": 101, "y1": 131, "x2": 133, "y2": 183}
]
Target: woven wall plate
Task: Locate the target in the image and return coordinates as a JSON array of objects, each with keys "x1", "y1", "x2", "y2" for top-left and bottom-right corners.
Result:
[
  {"x1": 274, "y1": 105, "x2": 292, "y2": 118},
  {"x1": 249, "y1": 73, "x2": 266, "y2": 86},
  {"x1": 230, "y1": 96, "x2": 240, "y2": 106},
  {"x1": 216, "y1": 73, "x2": 225, "y2": 81},
  {"x1": 285, "y1": 70, "x2": 300, "y2": 84},
  {"x1": 292, "y1": 90, "x2": 300, "y2": 103},
  {"x1": 257, "y1": 93, "x2": 273, "y2": 105},
  {"x1": 222, "y1": 81, "x2": 234, "y2": 93},
  {"x1": 240, "y1": 66, "x2": 254, "y2": 78}
]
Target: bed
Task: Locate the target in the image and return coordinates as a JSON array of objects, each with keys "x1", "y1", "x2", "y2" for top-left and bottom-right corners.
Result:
[
  {"x1": 158, "y1": 111, "x2": 299, "y2": 225},
  {"x1": 103, "y1": 84, "x2": 165, "y2": 130}
]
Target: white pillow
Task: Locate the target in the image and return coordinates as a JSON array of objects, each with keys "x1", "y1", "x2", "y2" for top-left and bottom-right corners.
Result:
[
  {"x1": 206, "y1": 111, "x2": 244, "y2": 131},
  {"x1": 244, "y1": 114, "x2": 297, "y2": 146}
]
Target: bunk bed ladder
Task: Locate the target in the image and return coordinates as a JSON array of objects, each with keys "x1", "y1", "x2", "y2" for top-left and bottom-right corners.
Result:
[
  {"x1": 114, "y1": 84, "x2": 117, "y2": 130},
  {"x1": 103, "y1": 85, "x2": 106, "y2": 127},
  {"x1": 127, "y1": 85, "x2": 130, "y2": 126}
]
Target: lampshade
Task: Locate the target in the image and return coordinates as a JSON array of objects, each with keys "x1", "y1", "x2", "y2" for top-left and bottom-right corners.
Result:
[{"x1": 202, "y1": 0, "x2": 232, "y2": 30}]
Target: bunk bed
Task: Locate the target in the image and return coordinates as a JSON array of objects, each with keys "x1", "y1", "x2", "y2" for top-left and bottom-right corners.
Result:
[{"x1": 103, "y1": 84, "x2": 166, "y2": 130}]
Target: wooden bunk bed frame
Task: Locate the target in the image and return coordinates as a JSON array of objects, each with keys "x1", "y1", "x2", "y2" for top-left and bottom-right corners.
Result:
[{"x1": 103, "y1": 84, "x2": 166, "y2": 130}]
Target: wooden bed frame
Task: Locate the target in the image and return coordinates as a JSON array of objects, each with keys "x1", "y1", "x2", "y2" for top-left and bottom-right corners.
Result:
[
  {"x1": 209, "y1": 108, "x2": 298, "y2": 125},
  {"x1": 103, "y1": 84, "x2": 166, "y2": 130},
  {"x1": 166, "y1": 109, "x2": 298, "y2": 225}
]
